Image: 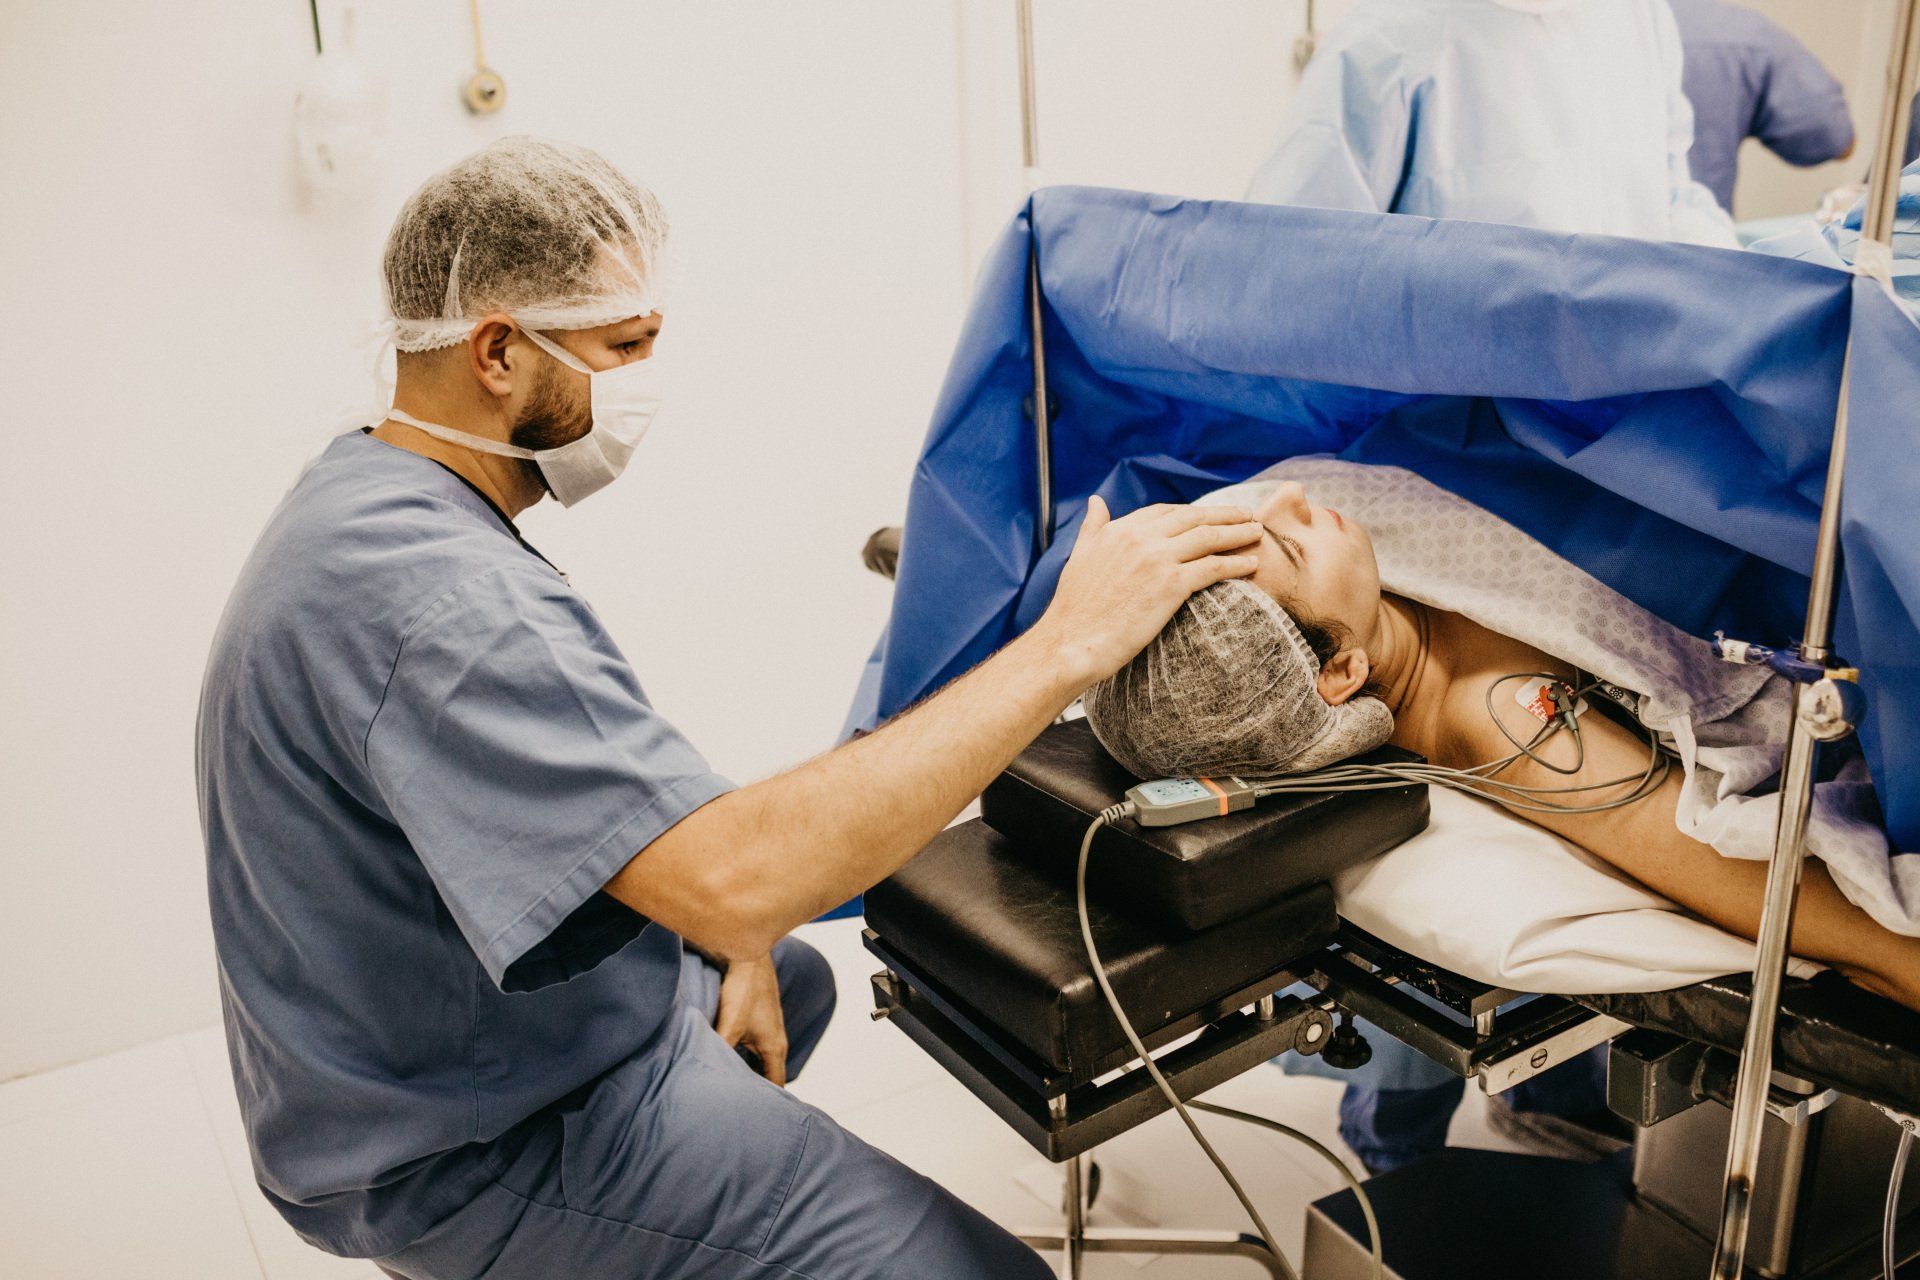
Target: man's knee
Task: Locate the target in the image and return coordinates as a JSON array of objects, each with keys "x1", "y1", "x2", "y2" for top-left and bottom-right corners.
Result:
[{"x1": 772, "y1": 934, "x2": 837, "y2": 1077}]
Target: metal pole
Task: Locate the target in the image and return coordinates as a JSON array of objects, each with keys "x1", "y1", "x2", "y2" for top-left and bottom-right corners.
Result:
[
  {"x1": 1709, "y1": 7, "x2": 1920, "y2": 1276},
  {"x1": 1027, "y1": 256, "x2": 1053, "y2": 555},
  {"x1": 1016, "y1": 0, "x2": 1054, "y2": 554},
  {"x1": 1062, "y1": 1153, "x2": 1086, "y2": 1278},
  {"x1": 1294, "y1": 0, "x2": 1318, "y2": 69},
  {"x1": 1015, "y1": 0, "x2": 1041, "y2": 183}
]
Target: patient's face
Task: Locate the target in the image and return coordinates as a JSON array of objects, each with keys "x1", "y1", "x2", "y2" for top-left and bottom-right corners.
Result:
[{"x1": 1248, "y1": 481, "x2": 1382, "y2": 644}]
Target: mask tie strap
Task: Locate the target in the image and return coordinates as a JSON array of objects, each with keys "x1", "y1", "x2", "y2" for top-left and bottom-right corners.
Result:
[
  {"x1": 512, "y1": 321, "x2": 595, "y2": 375},
  {"x1": 383, "y1": 408, "x2": 541, "y2": 460}
]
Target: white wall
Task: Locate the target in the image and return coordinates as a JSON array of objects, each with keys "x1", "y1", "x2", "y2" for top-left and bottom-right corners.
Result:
[
  {"x1": 0, "y1": 0, "x2": 1904, "y2": 1084},
  {"x1": 953, "y1": 0, "x2": 1327, "y2": 276},
  {"x1": 0, "y1": 0, "x2": 972, "y2": 1082}
]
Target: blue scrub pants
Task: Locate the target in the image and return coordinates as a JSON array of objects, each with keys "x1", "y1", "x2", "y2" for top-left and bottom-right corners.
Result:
[
  {"x1": 376, "y1": 936, "x2": 1050, "y2": 1280},
  {"x1": 1339, "y1": 1046, "x2": 1609, "y2": 1173}
]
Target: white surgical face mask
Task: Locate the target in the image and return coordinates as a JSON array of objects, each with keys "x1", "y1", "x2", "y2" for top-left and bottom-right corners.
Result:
[{"x1": 385, "y1": 320, "x2": 664, "y2": 507}]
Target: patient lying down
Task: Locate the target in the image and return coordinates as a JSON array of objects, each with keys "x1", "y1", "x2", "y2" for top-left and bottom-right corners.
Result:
[{"x1": 1082, "y1": 477, "x2": 1920, "y2": 1012}]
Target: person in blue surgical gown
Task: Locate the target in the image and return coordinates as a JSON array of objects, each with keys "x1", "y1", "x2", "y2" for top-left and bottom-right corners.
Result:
[
  {"x1": 1667, "y1": 0, "x2": 1854, "y2": 216},
  {"x1": 1248, "y1": 0, "x2": 1738, "y2": 247},
  {"x1": 195, "y1": 137, "x2": 1271, "y2": 1279}
]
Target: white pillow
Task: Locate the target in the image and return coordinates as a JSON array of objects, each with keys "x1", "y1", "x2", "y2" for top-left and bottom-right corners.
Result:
[{"x1": 1332, "y1": 787, "x2": 1819, "y2": 993}]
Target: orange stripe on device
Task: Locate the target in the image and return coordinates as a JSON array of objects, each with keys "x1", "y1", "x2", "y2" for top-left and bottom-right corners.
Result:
[{"x1": 1198, "y1": 776, "x2": 1230, "y2": 816}]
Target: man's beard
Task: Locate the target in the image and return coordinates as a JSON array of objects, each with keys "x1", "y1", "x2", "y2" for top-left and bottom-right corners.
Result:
[{"x1": 509, "y1": 364, "x2": 592, "y2": 466}]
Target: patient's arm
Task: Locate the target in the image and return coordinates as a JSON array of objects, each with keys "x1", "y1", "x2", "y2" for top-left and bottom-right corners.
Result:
[{"x1": 1402, "y1": 609, "x2": 1920, "y2": 1009}]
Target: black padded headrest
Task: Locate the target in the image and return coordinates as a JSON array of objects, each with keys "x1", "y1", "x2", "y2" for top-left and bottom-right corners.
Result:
[{"x1": 981, "y1": 718, "x2": 1430, "y2": 932}]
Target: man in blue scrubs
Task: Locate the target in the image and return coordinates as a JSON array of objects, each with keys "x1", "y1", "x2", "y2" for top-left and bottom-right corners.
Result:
[
  {"x1": 1668, "y1": 0, "x2": 1854, "y2": 215},
  {"x1": 197, "y1": 137, "x2": 1269, "y2": 1278}
]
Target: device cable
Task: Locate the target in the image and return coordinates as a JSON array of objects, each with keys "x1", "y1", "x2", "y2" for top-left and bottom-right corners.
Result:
[
  {"x1": 1190, "y1": 1099, "x2": 1383, "y2": 1280},
  {"x1": 1078, "y1": 809, "x2": 1388, "y2": 1280},
  {"x1": 1077, "y1": 807, "x2": 1300, "y2": 1278},
  {"x1": 1240, "y1": 675, "x2": 1672, "y2": 818}
]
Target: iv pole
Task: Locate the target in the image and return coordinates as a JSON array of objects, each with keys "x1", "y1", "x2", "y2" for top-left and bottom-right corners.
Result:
[
  {"x1": 1017, "y1": 0, "x2": 1055, "y2": 557},
  {"x1": 1710, "y1": 5, "x2": 1920, "y2": 1276}
]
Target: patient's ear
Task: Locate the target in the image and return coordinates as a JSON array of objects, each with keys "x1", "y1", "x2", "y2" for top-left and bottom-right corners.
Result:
[{"x1": 1317, "y1": 648, "x2": 1371, "y2": 706}]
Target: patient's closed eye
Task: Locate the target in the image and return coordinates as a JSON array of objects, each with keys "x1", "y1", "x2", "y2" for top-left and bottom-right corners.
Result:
[{"x1": 1263, "y1": 525, "x2": 1305, "y2": 568}]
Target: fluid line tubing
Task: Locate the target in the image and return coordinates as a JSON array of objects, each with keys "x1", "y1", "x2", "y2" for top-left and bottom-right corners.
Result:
[
  {"x1": 468, "y1": 0, "x2": 488, "y2": 71},
  {"x1": 1710, "y1": 4, "x2": 1920, "y2": 1275}
]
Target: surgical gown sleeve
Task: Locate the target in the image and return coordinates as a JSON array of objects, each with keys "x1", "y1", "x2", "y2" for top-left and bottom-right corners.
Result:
[
  {"x1": 1245, "y1": 26, "x2": 1419, "y2": 214},
  {"x1": 1655, "y1": 2, "x2": 1740, "y2": 248},
  {"x1": 1753, "y1": 42, "x2": 1854, "y2": 168},
  {"x1": 364, "y1": 566, "x2": 734, "y2": 992}
]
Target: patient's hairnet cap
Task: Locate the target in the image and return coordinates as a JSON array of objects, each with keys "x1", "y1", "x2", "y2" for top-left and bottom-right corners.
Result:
[
  {"x1": 382, "y1": 136, "x2": 670, "y2": 353},
  {"x1": 1083, "y1": 580, "x2": 1395, "y2": 779}
]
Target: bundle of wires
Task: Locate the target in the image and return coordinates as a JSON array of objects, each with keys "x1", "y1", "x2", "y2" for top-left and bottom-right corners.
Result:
[
  {"x1": 1242, "y1": 673, "x2": 1671, "y2": 817},
  {"x1": 1071, "y1": 671, "x2": 1673, "y2": 1280}
]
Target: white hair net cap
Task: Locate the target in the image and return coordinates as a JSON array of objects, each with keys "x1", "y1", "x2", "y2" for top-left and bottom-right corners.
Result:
[
  {"x1": 382, "y1": 136, "x2": 670, "y2": 353},
  {"x1": 1083, "y1": 579, "x2": 1395, "y2": 779}
]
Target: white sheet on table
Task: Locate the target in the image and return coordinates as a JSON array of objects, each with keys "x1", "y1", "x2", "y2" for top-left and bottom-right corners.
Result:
[{"x1": 1332, "y1": 787, "x2": 1819, "y2": 993}]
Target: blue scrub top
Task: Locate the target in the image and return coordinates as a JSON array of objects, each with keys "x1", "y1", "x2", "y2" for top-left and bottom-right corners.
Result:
[
  {"x1": 1668, "y1": 0, "x2": 1853, "y2": 213},
  {"x1": 196, "y1": 430, "x2": 733, "y2": 1256}
]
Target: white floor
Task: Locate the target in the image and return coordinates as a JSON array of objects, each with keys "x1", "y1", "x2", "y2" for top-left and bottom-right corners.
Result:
[{"x1": 0, "y1": 918, "x2": 1532, "y2": 1279}]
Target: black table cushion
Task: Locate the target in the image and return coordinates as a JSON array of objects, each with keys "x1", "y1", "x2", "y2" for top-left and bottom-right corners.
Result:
[
  {"x1": 865, "y1": 818, "x2": 1336, "y2": 1080},
  {"x1": 980, "y1": 718, "x2": 1431, "y2": 932},
  {"x1": 1583, "y1": 971, "x2": 1920, "y2": 1117}
]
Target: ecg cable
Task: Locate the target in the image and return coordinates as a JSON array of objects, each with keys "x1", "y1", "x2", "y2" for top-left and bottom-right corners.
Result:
[{"x1": 1075, "y1": 806, "x2": 1379, "y2": 1280}]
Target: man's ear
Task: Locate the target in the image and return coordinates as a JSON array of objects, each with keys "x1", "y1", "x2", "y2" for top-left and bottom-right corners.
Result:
[
  {"x1": 1317, "y1": 647, "x2": 1371, "y2": 706},
  {"x1": 467, "y1": 313, "x2": 520, "y2": 398}
]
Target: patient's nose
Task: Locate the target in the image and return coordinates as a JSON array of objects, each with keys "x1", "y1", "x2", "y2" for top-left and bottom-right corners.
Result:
[{"x1": 1261, "y1": 481, "x2": 1311, "y2": 526}]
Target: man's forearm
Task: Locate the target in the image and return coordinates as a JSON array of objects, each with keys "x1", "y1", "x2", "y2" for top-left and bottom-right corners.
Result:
[
  {"x1": 607, "y1": 497, "x2": 1264, "y2": 960},
  {"x1": 611, "y1": 621, "x2": 1090, "y2": 957},
  {"x1": 738, "y1": 623, "x2": 1088, "y2": 932}
]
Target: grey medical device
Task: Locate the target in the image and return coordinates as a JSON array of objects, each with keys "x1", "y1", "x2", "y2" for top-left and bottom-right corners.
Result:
[{"x1": 1125, "y1": 776, "x2": 1259, "y2": 827}]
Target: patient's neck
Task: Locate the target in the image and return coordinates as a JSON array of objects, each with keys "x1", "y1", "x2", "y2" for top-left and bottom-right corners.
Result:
[{"x1": 1368, "y1": 594, "x2": 1430, "y2": 716}]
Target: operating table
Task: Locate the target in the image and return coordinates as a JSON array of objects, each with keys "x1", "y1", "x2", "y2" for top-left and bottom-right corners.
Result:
[{"x1": 861, "y1": 715, "x2": 1920, "y2": 1278}]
